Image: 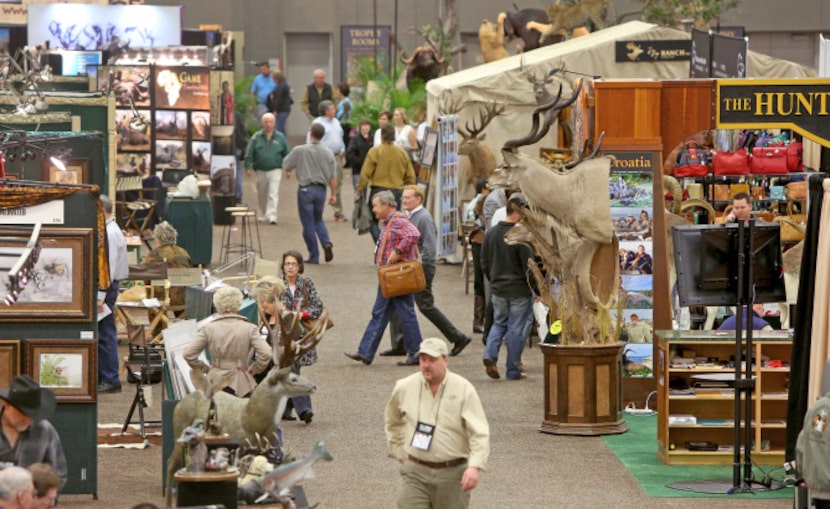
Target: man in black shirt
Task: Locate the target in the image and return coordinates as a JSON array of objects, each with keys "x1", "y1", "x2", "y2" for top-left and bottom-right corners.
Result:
[{"x1": 480, "y1": 195, "x2": 534, "y2": 380}]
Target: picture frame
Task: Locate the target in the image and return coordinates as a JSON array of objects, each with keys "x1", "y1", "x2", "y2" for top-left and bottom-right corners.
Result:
[
  {"x1": 0, "y1": 228, "x2": 94, "y2": 322},
  {"x1": 26, "y1": 340, "x2": 95, "y2": 402},
  {"x1": 41, "y1": 159, "x2": 90, "y2": 185},
  {"x1": 0, "y1": 340, "x2": 21, "y2": 388},
  {"x1": 419, "y1": 127, "x2": 438, "y2": 169}
]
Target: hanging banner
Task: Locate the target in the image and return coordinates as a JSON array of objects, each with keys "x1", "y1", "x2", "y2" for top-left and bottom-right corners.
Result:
[
  {"x1": 690, "y1": 28, "x2": 711, "y2": 78},
  {"x1": 711, "y1": 33, "x2": 747, "y2": 78},
  {"x1": 340, "y1": 25, "x2": 390, "y2": 86},
  {"x1": 615, "y1": 40, "x2": 691, "y2": 63},
  {"x1": 27, "y1": 3, "x2": 181, "y2": 49},
  {"x1": 717, "y1": 79, "x2": 830, "y2": 147}
]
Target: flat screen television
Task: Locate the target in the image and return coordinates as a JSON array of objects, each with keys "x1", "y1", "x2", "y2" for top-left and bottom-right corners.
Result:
[
  {"x1": 48, "y1": 51, "x2": 102, "y2": 76},
  {"x1": 162, "y1": 169, "x2": 190, "y2": 186},
  {"x1": 672, "y1": 222, "x2": 785, "y2": 306}
]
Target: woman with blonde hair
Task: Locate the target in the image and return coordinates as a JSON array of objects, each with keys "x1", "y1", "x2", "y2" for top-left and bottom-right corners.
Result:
[
  {"x1": 183, "y1": 286, "x2": 271, "y2": 397},
  {"x1": 392, "y1": 107, "x2": 418, "y2": 156}
]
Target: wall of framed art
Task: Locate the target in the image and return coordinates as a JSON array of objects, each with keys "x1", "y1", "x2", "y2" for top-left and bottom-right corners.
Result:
[{"x1": 0, "y1": 185, "x2": 101, "y2": 497}]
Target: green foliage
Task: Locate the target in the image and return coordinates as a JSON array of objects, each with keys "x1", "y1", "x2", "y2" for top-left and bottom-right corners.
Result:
[
  {"x1": 234, "y1": 76, "x2": 259, "y2": 135},
  {"x1": 640, "y1": 0, "x2": 740, "y2": 29},
  {"x1": 348, "y1": 55, "x2": 427, "y2": 131}
]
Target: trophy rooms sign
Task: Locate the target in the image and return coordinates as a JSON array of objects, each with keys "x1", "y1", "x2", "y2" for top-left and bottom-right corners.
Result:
[{"x1": 717, "y1": 79, "x2": 830, "y2": 147}]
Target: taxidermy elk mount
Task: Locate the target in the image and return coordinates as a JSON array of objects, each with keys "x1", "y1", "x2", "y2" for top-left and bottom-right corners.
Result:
[
  {"x1": 165, "y1": 309, "x2": 329, "y2": 504},
  {"x1": 395, "y1": 0, "x2": 464, "y2": 90},
  {"x1": 540, "y1": 0, "x2": 616, "y2": 44},
  {"x1": 493, "y1": 80, "x2": 621, "y2": 344}
]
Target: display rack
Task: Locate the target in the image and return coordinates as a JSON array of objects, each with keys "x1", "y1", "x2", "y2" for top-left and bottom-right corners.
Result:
[
  {"x1": 655, "y1": 330, "x2": 792, "y2": 466},
  {"x1": 435, "y1": 114, "x2": 458, "y2": 258}
]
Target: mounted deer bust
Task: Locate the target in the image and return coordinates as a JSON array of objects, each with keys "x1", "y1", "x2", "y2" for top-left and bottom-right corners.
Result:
[
  {"x1": 523, "y1": 66, "x2": 574, "y2": 149},
  {"x1": 165, "y1": 309, "x2": 328, "y2": 503},
  {"x1": 444, "y1": 98, "x2": 507, "y2": 189}
]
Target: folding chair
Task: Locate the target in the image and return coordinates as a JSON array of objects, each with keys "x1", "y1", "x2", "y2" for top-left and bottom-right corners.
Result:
[
  {"x1": 115, "y1": 262, "x2": 170, "y2": 345},
  {"x1": 115, "y1": 175, "x2": 157, "y2": 250}
]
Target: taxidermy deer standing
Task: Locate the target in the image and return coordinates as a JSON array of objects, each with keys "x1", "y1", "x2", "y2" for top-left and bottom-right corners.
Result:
[{"x1": 165, "y1": 309, "x2": 328, "y2": 504}]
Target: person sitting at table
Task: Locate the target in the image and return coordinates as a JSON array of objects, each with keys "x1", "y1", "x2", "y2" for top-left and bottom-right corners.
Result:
[
  {"x1": 183, "y1": 286, "x2": 272, "y2": 397},
  {"x1": 142, "y1": 221, "x2": 192, "y2": 311},
  {"x1": 0, "y1": 376, "x2": 67, "y2": 488},
  {"x1": 717, "y1": 304, "x2": 774, "y2": 331}
]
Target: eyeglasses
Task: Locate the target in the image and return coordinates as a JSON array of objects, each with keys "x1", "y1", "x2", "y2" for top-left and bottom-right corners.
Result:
[{"x1": 284, "y1": 261, "x2": 299, "y2": 267}]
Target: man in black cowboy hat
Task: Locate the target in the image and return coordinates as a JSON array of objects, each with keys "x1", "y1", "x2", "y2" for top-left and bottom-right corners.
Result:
[{"x1": 0, "y1": 376, "x2": 66, "y2": 487}]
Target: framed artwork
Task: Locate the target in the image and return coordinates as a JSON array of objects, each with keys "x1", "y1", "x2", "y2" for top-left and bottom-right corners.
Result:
[
  {"x1": 0, "y1": 340, "x2": 21, "y2": 388},
  {"x1": 155, "y1": 110, "x2": 188, "y2": 140},
  {"x1": 26, "y1": 340, "x2": 95, "y2": 402},
  {"x1": 0, "y1": 228, "x2": 94, "y2": 322},
  {"x1": 41, "y1": 159, "x2": 90, "y2": 185},
  {"x1": 419, "y1": 127, "x2": 438, "y2": 169},
  {"x1": 115, "y1": 108, "x2": 152, "y2": 151},
  {"x1": 155, "y1": 140, "x2": 186, "y2": 169},
  {"x1": 191, "y1": 111, "x2": 211, "y2": 140}
]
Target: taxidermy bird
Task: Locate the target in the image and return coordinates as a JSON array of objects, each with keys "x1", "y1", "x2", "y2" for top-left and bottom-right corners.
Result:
[
  {"x1": 177, "y1": 419, "x2": 208, "y2": 472},
  {"x1": 258, "y1": 441, "x2": 333, "y2": 502}
]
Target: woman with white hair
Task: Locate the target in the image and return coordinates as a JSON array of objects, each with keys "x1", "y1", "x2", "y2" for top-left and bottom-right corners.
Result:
[
  {"x1": 142, "y1": 221, "x2": 192, "y2": 309},
  {"x1": 183, "y1": 286, "x2": 271, "y2": 397}
]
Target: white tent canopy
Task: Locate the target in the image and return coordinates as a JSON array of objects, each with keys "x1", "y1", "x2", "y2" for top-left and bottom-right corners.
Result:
[{"x1": 426, "y1": 21, "x2": 817, "y2": 159}]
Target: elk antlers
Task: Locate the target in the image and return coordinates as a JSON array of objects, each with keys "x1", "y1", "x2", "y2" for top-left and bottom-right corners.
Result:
[
  {"x1": 457, "y1": 102, "x2": 507, "y2": 140},
  {"x1": 271, "y1": 309, "x2": 328, "y2": 369}
]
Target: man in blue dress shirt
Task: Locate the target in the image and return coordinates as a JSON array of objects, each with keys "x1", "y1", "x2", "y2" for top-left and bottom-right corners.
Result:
[{"x1": 250, "y1": 62, "x2": 276, "y2": 119}]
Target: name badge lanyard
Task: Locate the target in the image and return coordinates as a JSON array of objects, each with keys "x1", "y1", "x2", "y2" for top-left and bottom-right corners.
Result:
[{"x1": 411, "y1": 382, "x2": 446, "y2": 451}]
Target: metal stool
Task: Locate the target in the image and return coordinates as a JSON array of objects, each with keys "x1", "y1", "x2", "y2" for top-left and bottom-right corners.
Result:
[{"x1": 219, "y1": 206, "x2": 262, "y2": 265}]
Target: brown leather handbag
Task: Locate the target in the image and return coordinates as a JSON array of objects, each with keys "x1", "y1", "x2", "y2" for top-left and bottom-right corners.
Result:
[{"x1": 378, "y1": 260, "x2": 426, "y2": 298}]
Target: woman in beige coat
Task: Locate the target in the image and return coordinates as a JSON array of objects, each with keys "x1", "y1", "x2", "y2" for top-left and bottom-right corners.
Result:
[{"x1": 183, "y1": 286, "x2": 271, "y2": 397}]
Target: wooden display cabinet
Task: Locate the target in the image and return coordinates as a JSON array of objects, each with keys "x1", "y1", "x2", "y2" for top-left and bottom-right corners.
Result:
[{"x1": 655, "y1": 330, "x2": 791, "y2": 466}]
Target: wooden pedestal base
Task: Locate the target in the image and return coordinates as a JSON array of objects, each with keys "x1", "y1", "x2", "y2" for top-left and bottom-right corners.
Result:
[{"x1": 539, "y1": 342, "x2": 628, "y2": 436}]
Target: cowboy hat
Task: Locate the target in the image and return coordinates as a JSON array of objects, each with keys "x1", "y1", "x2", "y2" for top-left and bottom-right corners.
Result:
[{"x1": 0, "y1": 375, "x2": 57, "y2": 421}]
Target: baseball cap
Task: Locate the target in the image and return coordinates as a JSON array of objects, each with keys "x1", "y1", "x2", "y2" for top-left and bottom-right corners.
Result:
[{"x1": 417, "y1": 337, "x2": 449, "y2": 358}]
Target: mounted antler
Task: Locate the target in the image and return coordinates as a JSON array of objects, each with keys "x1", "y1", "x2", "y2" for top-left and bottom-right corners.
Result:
[
  {"x1": 457, "y1": 102, "x2": 507, "y2": 141},
  {"x1": 273, "y1": 309, "x2": 327, "y2": 369},
  {"x1": 503, "y1": 79, "x2": 582, "y2": 152},
  {"x1": 563, "y1": 130, "x2": 605, "y2": 170},
  {"x1": 437, "y1": 92, "x2": 465, "y2": 117}
]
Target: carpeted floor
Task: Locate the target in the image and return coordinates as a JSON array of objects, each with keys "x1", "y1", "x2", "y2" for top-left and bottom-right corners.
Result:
[
  {"x1": 603, "y1": 414, "x2": 793, "y2": 499},
  {"x1": 98, "y1": 423, "x2": 163, "y2": 449}
]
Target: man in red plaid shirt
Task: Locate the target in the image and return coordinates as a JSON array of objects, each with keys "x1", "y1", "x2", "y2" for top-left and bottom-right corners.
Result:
[{"x1": 346, "y1": 190, "x2": 424, "y2": 366}]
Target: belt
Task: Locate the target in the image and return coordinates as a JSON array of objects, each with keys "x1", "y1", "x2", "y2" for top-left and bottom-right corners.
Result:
[
  {"x1": 407, "y1": 455, "x2": 467, "y2": 469},
  {"x1": 300, "y1": 183, "x2": 326, "y2": 188},
  {"x1": 212, "y1": 359, "x2": 241, "y2": 369}
]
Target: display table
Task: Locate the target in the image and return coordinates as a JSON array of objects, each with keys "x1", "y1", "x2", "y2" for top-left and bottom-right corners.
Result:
[
  {"x1": 174, "y1": 470, "x2": 239, "y2": 509},
  {"x1": 166, "y1": 198, "x2": 213, "y2": 265}
]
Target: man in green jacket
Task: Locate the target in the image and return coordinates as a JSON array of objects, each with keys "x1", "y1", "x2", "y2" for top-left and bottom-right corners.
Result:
[{"x1": 245, "y1": 112, "x2": 291, "y2": 224}]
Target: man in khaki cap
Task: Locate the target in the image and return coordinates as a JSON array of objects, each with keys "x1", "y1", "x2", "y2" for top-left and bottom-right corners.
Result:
[{"x1": 384, "y1": 338, "x2": 490, "y2": 508}]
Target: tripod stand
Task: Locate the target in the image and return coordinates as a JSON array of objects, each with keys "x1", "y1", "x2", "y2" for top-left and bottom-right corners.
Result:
[{"x1": 122, "y1": 324, "x2": 162, "y2": 441}]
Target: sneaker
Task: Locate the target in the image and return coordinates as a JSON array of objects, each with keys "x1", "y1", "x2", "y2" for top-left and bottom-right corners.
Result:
[
  {"x1": 483, "y1": 358, "x2": 500, "y2": 379},
  {"x1": 333, "y1": 213, "x2": 348, "y2": 223}
]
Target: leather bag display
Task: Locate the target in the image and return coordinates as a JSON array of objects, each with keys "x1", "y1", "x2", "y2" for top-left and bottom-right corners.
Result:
[
  {"x1": 713, "y1": 184, "x2": 730, "y2": 201},
  {"x1": 729, "y1": 183, "x2": 750, "y2": 199},
  {"x1": 674, "y1": 146, "x2": 710, "y2": 177},
  {"x1": 787, "y1": 180, "x2": 807, "y2": 200},
  {"x1": 751, "y1": 145, "x2": 789, "y2": 174},
  {"x1": 378, "y1": 260, "x2": 426, "y2": 298},
  {"x1": 775, "y1": 202, "x2": 807, "y2": 242},
  {"x1": 712, "y1": 149, "x2": 751, "y2": 176},
  {"x1": 686, "y1": 182, "x2": 704, "y2": 200},
  {"x1": 787, "y1": 141, "x2": 804, "y2": 172}
]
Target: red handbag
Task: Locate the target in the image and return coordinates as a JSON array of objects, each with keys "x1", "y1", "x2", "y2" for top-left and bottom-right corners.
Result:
[
  {"x1": 713, "y1": 149, "x2": 750, "y2": 176},
  {"x1": 674, "y1": 147, "x2": 710, "y2": 177},
  {"x1": 787, "y1": 141, "x2": 803, "y2": 172},
  {"x1": 750, "y1": 146, "x2": 789, "y2": 175}
]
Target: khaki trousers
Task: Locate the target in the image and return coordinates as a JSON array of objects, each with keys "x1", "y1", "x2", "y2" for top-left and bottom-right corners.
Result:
[{"x1": 397, "y1": 460, "x2": 470, "y2": 509}]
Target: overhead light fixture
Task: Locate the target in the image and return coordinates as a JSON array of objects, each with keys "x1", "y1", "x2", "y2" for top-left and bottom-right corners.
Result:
[{"x1": 50, "y1": 156, "x2": 66, "y2": 172}]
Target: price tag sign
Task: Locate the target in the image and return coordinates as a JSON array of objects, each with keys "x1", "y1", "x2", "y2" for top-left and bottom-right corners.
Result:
[{"x1": 0, "y1": 201, "x2": 64, "y2": 225}]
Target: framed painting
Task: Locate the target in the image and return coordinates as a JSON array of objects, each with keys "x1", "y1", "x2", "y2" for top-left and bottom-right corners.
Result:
[
  {"x1": 0, "y1": 340, "x2": 21, "y2": 388},
  {"x1": 0, "y1": 228, "x2": 94, "y2": 322},
  {"x1": 26, "y1": 340, "x2": 96, "y2": 402},
  {"x1": 41, "y1": 159, "x2": 90, "y2": 185}
]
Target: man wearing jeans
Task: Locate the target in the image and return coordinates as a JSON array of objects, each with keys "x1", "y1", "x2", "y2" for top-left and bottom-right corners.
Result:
[
  {"x1": 250, "y1": 62, "x2": 276, "y2": 119},
  {"x1": 480, "y1": 195, "x2": 534, "y2": 380},
  {"x1": 98, "y1": 195, "x2": 129, "y2": 393},
  {"x1": 283, "y1": 123, "x2": 337, "y2": 264},
  {"x1": 245, "y1": 113, "x2": 290, "y2": 225}
]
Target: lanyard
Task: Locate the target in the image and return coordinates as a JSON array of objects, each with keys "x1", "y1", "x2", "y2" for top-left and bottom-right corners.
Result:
[{"x1": 416, "y1": 380, "x2": 446, "y2": 426}]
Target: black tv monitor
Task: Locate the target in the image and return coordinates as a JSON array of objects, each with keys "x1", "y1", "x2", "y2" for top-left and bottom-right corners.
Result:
[
  {"x1": 672, "y1": 222, "x2": 785, "y2": 306},
  {"x1": 162, "y1": 169, "x2": 190, "y2": 186}
]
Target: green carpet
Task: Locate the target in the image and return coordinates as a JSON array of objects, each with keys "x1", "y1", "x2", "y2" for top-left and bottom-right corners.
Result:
[{"x1": 602, "y1": 414, "x2": 793, "y2": 498}]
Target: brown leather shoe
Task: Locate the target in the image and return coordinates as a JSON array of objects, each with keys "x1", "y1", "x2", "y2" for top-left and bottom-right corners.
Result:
[
  {"x1": 483, "y1": 358, "x2": 500, "y2": 379},
  {"x1": 344, "y1": 352, "x2": 371, "y2": 365}
]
